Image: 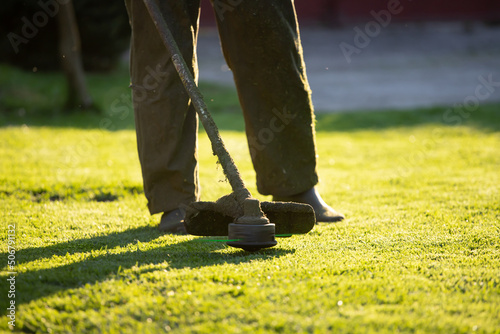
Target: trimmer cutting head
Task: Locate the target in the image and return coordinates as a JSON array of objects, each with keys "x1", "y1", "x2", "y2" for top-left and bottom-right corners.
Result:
[
  {"x1": 226, "y1": 198, "x2": 278, "y2": 251},
  {"x1": 184, "y1": 195, "x2": 316, "y2": 251}
]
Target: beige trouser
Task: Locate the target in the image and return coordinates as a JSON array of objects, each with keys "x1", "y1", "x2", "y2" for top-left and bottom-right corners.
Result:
[{"x1": 125, "y1": 0, "x2": 319, "y2": 214}]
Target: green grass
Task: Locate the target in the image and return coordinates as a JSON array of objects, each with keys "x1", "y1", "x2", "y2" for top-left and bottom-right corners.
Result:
[{"x1": 0, "y1": 64, "x2": 499, "y2": 333}]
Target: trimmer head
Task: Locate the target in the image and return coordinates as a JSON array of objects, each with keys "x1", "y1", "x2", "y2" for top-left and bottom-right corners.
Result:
[
  {"x1": 184, "y1": 198, "x2": 316, "y2": 242},
  {"x1": 226, "y1": 198, "x2": 277, "y2": 252}
]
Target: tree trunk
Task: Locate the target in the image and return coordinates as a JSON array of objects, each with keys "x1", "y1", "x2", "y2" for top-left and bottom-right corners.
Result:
[{"x1": 57, "y1": 0, "x2": 94, "y2": 112}]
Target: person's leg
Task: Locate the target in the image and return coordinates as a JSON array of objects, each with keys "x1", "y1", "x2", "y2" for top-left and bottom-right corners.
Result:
[
  {"x1": 212, "y1": 1, "x2": 343, "y2": 221},
  {"x1": 125, "y1": 0, "x2": 201, "y2": 231},
  {"x1": 213, "y1": 0, "x2": 317, "y2": 197}
]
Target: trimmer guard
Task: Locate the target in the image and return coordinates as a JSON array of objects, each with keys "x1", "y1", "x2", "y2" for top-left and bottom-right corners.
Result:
[{"x1": 184, "y1": 201, "x2": 316, "y2": 237}]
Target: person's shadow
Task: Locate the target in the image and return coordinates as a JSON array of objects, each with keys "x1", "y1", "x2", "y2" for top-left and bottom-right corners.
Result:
[{"x1": 0, "y1": 226, "x2": 294, "y2": 314}]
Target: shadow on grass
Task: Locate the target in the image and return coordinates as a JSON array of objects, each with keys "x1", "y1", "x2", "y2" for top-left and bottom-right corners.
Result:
[
  {"x1": 2, "y1": 185, "x2": 143, "y2": 203},
  {"x1": 0, "y1": 226, "x2": 294, "y2": 314},
  {"x1": 1, "y1": 63, "x2": 499, "y2": 132},
  {"x1": 2, "y1": 102, "x2": 499, "y2": 134},
  {"x1": 317, "y1": 103, "x2": 500, "y2": 133}
]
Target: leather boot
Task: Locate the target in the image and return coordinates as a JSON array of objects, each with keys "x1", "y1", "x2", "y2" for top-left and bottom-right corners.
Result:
[
  {"x1": 273, "y1": 188, "x2": 344, "y2": 223},
  {"x1": 158, "y1": 209, "x2": 187, "y2": 234}
]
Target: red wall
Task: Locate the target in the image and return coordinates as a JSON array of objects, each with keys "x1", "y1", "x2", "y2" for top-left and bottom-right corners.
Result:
[{"x1": 200, "y1": 0, "x2": 500, "y2": 26}]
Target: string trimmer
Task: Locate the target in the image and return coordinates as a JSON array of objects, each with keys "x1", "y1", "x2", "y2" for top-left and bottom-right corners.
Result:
[{"x1": 143, "y1": 0, "x2": 315, "y2": 251}]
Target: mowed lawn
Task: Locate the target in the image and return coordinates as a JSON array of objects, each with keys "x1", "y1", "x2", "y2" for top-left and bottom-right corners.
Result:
[{"x1": 0, "y1": 65, "x2": 499, "y2": 333}]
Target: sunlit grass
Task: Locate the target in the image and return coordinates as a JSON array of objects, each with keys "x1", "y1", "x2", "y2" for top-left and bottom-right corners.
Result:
[{"x1": 0, "y1": 65, "x2": 499, "y2": 333}]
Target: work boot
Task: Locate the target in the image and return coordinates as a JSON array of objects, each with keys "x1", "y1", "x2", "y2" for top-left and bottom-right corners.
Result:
[
  {"x1": 273, "y1": 187, "x2": 344, "y2": 223},
  {"x1": 158, "y1": 209, "x2": 187, "y2": 234}
]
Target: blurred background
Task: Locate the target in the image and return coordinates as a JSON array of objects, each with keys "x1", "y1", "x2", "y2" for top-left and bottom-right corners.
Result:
[
  {"x1": 198, "y1": 0, "x2": 500, "y2": 112},
  {"x1": 0, "y1": 0, "x2": 499, "y2": 114}
]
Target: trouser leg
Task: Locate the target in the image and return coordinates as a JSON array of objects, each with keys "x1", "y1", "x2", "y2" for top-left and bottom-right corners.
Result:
[
  {"x1": 125, "y1": 0, "x2": 201, "y2": 214},
  {"x1": 212, "y1": 0, "x2": 319, "y2": 197}
]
